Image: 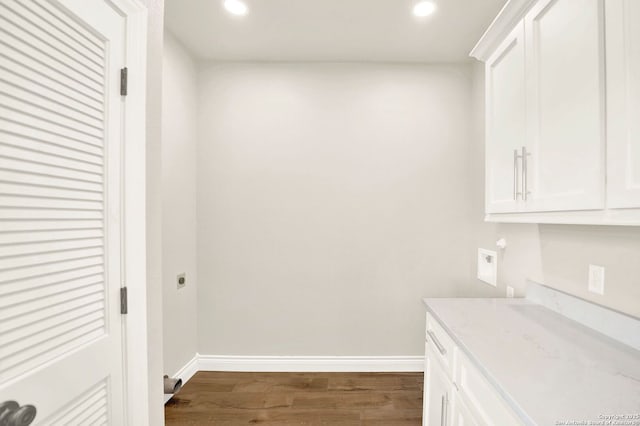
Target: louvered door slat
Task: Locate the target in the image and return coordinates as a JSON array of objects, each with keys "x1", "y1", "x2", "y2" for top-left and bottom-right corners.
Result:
[
  {"x1": 0, "y1": 91, "x2": 103, "y2": 139},
  {"x1": 0, "y1": 246, "x2": 103, "y2": 270},
  {"x1": 0, "y1": 42, "x2": 103, "y2": 105},
  {"x1": 78, "y1": 407, "x2": 108, "y2": 426},
  {"x1": 0, "y1": 2, "x2": 104, "y2": 78},
  {"x1": 0, "y1": 37, "x2": 103, "y2": 101},
  {"x1": 0, "y1": 105, "x2": 103, "y2": 145},
  {"x1": 0, "y1": 67, "x2": 103, "y2": 123},
  {"x1": 0, "y1": 80, "x2": 103, "y2": 131},
  {"x1": 0, "y1": 273, "x2": 104, "y2": 310},
  {"x1": 0, "y1": 237, "x2": 103, "y2": 257},
  {"x1": 0, "y1": 310, "x2": 105, "y2": 359},
  {"x1": 0, "y1": 228, "x2": 103, "y2": 246},
  {"x1": 0, "y1": 265, "x2": 103, "y2": 296},
  {"x1": 0, "y1": 57, "x2": 103, "y2": 114},
  {"x1": 3, "y1": 291, "x2": 104, "y2": 332},
  {"x1": 5, "y1": 0, "x2": 104, "y2": 67},
  {"x1": 31, "y1": 0, "x2": 104, "y2": 59},
  {"x1": 0, "y1": 170, "x2": 102, "y2": 192},
  {"x1": 0, "y1": 208, "x2": 103, "y2": 220},
  {"x1": 0, "y1": 22, "x2": 103, "y2": 93},
  {"x1": 0, "y1": 158, "x2": 102, "y2": 185},
  {"x1": 1, "y1": 282, "x2": 104, "y2": 322},
  {"x1": 3, "y1": 303, "x2": 105, "y2": 347},
  {"x1": 0, "y1": 219, "x2": 103, "y2": 232},
  {"x1": 0, "y1": 117, "x2": 103, "y2": 151},
  {"x1": 0, "y1": 195, "x2": 102, "y2": 210},
  {"x1": 75, "y1": 400, "x2": 108, "y2": 426},
  {"x1": 0, "y1": 131, "x2": 103, "y2": 164},
  {"x1": 47, "y1": 381, "x2": 108, "y2": 426},
  {"x1": 0, "y1": 143, "x2": 103, "y2": 174},
  {"x1": 0, "y1": 182, "x2": 102, "y2": 202},
  {"x1": 0, "y1": 253, "x2": 103, "y2": 283},
  {"x1": 67, "y1": 394, "x2": 107, "y2": 426}
]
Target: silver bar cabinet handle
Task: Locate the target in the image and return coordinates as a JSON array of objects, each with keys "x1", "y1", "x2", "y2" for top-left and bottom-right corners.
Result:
[
  {"x1": 440, "y1": 393, "x2": 449, "y2": 426},
  {"x1": 427, "y1": 330, "x2": 446, "y2": 356},
  {"x1": 522, "y1": 146, "x2": 530, "y2": 201},
  {"x1": 513, "y1": 149, "x2": 519, "y2": 200}
]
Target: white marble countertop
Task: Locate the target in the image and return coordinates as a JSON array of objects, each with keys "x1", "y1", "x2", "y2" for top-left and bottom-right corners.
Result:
[{"x1": 423, "y1": 297, "x2": 640, "y2": 426}]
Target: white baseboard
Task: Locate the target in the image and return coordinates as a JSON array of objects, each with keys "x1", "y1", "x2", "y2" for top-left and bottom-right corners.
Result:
[
  {"x1": 198, "y1": 355, "x2": 424, "y2": 373},
  {"x1": 164, "y1": 355, "x2": 199, "y2": 404},
  {"x1": 175, "y1": 355, "x2": 200, "y2": 383}
]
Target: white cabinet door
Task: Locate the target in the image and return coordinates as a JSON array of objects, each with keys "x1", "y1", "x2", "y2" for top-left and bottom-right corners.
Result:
[
  {"x1": 423, "y1": 343, "x2": 451, "y2": 426},
  {"x1": 523, "y1": 0, "x2": 606, "y2": 212},
  {"x1": 485, "y1": 22, "x2": 526, "y2": 213},
  {"x1": 451, "y1": 392, "x2": 479, "y2": 426},
  {"x1": 0, "y1": 0, "x2": 127, "y2": 424},
  {"x1": 606, "y1": 0, "x2": 640, "y2": 209}
]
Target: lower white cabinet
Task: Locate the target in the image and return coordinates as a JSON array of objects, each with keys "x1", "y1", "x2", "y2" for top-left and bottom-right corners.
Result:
[
  {"x1": 451, "y1": 392, "x2": 479, "y2": 426},
  {"x1": 423, "y1": 343, "x2": 452, "y2": 426},
  {"x1": 423, "y1": 313, "x2": 523, "y2": 426}
]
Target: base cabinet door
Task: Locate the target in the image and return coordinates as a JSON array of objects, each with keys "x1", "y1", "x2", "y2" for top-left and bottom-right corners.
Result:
[
  {"x1": 606, "y1": 0, "x2": 640, "y2": 208},
  {"x1": 523, "y1": 0, "x2": 606, "y2": 212},
  {"x1": 451, "y1": 392, "x2": 479, "y2": 426},
  {"x1": 423, "y1": 343, "x2": 451, "y2": 426},
  {"x1": 456, "y1": 353, "x2": 524, "y2": 426}
]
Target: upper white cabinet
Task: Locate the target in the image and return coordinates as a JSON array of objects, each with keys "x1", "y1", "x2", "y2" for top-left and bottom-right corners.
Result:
[
  {"x1": 524, "y1": 0, "x2": 605, "y2": 212},
  {"x1": 472, "y1": 0, "x2": 640, "y2": 224},
  {"x1": 485, "y1": 23, "x2": 526, "y2": 214},
  {"x1": 606, "y1": 0, "x2": 640, "y2": 209}
]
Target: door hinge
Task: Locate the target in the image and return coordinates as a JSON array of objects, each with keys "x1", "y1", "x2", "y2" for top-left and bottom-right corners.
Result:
[
  {"x1": 120, "y1": 67, "x2": 128, "y2": 96},
  {"x1": 120, "y1": 287, "x2": 128, "y2": 314}
]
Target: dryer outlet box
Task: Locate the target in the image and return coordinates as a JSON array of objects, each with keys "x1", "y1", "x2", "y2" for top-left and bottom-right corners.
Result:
[{"x1": 478, "y1": 248, "x2": 498, "y2": 287}]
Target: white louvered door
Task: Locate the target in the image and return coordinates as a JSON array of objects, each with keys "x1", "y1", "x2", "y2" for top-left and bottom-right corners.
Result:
[{"x1": 0, "y1": 1, "x2": 127, "y2": 425}]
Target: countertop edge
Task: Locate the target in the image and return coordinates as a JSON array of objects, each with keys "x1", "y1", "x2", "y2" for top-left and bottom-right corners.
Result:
[{"x1": 422, "y1": 298, "x2": 537, "y2": 426}]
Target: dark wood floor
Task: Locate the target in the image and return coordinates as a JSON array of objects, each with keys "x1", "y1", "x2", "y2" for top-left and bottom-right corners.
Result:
[{"x1": 165, "y1": 371, "x2": 423, "y2": 425}]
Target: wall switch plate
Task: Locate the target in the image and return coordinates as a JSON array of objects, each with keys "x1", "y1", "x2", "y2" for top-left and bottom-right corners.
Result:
[
  {"x1": 506, "y1": 286, "x2": 515, "y2": 298},
  {"x1": 477, "y1": 248, "x2": 498, "y2": 287},
  {"x1": 177, "y1": 273, "x2": 186, "y2": 289},
  {"x1": 588, "y1": 265, "x2": 605, "y2": 295}
]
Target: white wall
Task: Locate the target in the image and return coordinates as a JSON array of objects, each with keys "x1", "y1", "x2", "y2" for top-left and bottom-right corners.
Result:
[
  {"x1": 196, "y1": 63, "x2": 480, "y2": 356},
  {"x1": 470, "y1": 63, "x2": 640, "y2": 318},
  {"x1": 473, "y1": 221, "x2": 640, "y2": 318},
  {"x1": 161, "y1": 32, "x2": 199, "y2": 375},
  {"x1": 161, "y1": 57, "x2": 639, "y2": 373}
]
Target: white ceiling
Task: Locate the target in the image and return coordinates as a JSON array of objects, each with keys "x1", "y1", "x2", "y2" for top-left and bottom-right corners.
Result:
[{"x1": 165, "y1": 0, "x2": 507, "y2": 63}]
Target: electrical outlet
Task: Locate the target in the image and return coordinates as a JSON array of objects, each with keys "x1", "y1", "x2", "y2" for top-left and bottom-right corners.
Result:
[
  {"x1": 588, "y1": 265, "x2": 605, "y2": 295},
  {"x1": 177, "y1": 273, "x2": 186, "y2": 289},
  {"x1": 506, "y1": 286, "x2": 515, "y2": 298}
]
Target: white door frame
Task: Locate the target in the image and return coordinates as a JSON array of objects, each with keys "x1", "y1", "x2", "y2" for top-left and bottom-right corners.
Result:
[{"x1": 101, "y1": 0, "x2": 150, "y2": 424}]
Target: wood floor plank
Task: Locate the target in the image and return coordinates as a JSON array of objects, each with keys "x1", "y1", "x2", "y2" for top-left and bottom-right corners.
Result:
[
  {"x1": 165, "y1": 371, "x2": 423, "y2": 425},
  {"x1": 291, "y1": 391, "x2": 394, "y2": 410},
  {"x1": 328, "y1": 376, "x2": 419, "y2": 392}
]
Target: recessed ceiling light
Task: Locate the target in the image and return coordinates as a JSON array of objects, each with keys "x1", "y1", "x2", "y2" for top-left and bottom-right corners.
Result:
[
  {"x1": 413, "y1": 1, "x2": 437, "y2": 17},
  {"x1": 224, "y1": 0, "x2": 248, "y2": 16}
]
